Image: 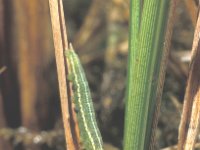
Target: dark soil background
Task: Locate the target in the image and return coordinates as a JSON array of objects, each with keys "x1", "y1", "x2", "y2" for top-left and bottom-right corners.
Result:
[{"x1": 0, "y1": 0, "x2": 197, "y2": 150}]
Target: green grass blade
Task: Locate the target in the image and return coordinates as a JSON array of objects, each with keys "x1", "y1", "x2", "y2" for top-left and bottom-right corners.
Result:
[
  {"x1": 127, "y1": 0, "x2": 141, "y2": 64},
  {"x1": 144, "y1": 0, "x2": 171, "y2": 149},
  {"x1": 123, "y1": 0, "x2": 172, "y2": 149},
  {"x1": 123, "y1": 0, "x2": 141, "y2": 149}
]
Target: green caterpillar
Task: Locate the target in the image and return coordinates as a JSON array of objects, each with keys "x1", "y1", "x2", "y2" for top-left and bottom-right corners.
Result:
[{"x1": 65, "y1": 45, "x2": 103, "y2": 150}]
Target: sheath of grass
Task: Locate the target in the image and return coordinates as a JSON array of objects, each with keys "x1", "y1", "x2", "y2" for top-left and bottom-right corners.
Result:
[
  {"x1": 144, "y1": 1, "x2": 173, "y2": 149},
  {"x1": 124, "y1": 0, "x2": 172, "y2": 149}
]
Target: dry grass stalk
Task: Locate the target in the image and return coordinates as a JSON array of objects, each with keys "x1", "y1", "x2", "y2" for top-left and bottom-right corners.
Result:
[
  {"x1": 149, "y1": 1, "x2": 178, "y2": 149},
  {"x1": 48, "y1": 0, "x2": 79, "y2": 149},
  {"x1": 178, "y1": 9, "x2": 200, "y2": 150}
]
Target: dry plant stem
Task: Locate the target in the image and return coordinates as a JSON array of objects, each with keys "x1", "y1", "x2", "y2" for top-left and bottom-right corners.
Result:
[
  {"x1": 16, "y1": 0, "x2": 53, "y2": 127},
  {"x1": 178, "y1": 10, "x2": 200, "y2": 150},
  {"x1": 183, "y1": 13, "x2": 200, "y2": 149},
  {"x1": 1, "y1": 0, "x2": 21, "y2": 132},
  {"x1": 57, "y1": 0, "x2": 81, "y2": 146},
  {"x1": 58, "y1": 0, "x2": 68, "y2": 50},
  {"x1": 49, "y1": 0, "x2": 76, "y2": 149},
  {"x1": 184, "y1": 0, "x2": 198, "y2": 26},
  {"x1": 149, "y1": 1, "x2": 177, "y2": 149}
]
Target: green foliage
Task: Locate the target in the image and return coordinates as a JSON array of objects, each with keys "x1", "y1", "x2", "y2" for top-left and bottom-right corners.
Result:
[{"x1": 124, "y1": 0, "x2": 171, "y2": 149}]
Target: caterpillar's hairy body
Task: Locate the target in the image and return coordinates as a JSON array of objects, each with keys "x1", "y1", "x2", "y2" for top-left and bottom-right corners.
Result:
[{"x1": 66, "y1": 47, "x2": 103, "y2": 150}]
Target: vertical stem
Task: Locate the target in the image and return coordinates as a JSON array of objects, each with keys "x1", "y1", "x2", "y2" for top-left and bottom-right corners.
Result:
[
  {"x1": 58, "y1": 0, "x2": 68, "y2": 50},
  {"x1": 124, "y1": 0, "x2": 174, "y2": 149},
  {"x1": 123, "y1": 0, "x2": 141, "y2": 149},
  {"x1": 178, "y1": 9, "x2": 200, "y2": 150},
  {"x1": 48, "y1": 0, "x2": 76, "y2": 149},
  {"x1": 147, "y1": 1, "x2": 177, "y2": 149}
]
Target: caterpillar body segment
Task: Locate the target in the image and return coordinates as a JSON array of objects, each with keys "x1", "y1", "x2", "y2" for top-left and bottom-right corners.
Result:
[{"x1": 66, "y1": 47, "x2": 103, "y2": 150}]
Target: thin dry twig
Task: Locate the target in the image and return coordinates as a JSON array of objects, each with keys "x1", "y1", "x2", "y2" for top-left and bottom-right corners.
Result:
[
  {"x1": 48, "y1": 0, "x2": 78, "y2": 149},
  {"x1": 178, "y1": 8, "x2": 200, "y2": 150},
  {"x1": 57, "y1": 0, "x2": 68, "y2": 50},
  {"x1": 149, "y1": 1, "x2": 178, "y2": 149},
  {"x1": 57, "y1": 0, "x2": 81, "y2": 147}
]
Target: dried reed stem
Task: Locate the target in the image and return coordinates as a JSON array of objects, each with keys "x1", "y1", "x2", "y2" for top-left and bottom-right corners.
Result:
[
  {"x1": 48, "y1": 0, "x2": 76, "y2": 149},
  {"x1": 178, "y1": 9, "x2": 200, "y2": 150}
]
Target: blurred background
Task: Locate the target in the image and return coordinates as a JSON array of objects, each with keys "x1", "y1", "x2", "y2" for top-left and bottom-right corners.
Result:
[{"x1": 0, "y1": 0, "x2": 197, "y2": 149}]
